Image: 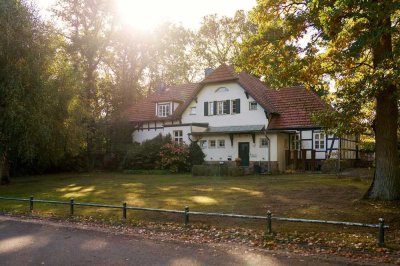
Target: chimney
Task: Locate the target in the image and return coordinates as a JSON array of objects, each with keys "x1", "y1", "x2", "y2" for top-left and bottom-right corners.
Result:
[
  {"x1": 156, "y1": 82, "x2": 166, "y2": 93},
  {"x1": 204, "y1": 68, "x2": 214, "y2": 77}
]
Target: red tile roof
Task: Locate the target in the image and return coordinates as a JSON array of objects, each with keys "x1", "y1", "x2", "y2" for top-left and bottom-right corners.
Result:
[
  {"x1": 237, "y1": 71, "x2": 277, "y2": 114},
  {"x1": 266, "y1": 86, "x2": 328, "y2": 129},
  {"x1": 125, "y1": 83, "x2": 199, "y2": 123},
  {"x1": 126, "y1": 65, "x2": 328, "y2": 129},
  {"x1": 201, "y1": 64, "x2": 238, "y2": 84}
]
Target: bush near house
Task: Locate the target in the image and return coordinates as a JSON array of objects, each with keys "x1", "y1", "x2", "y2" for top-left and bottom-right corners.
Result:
[
  {"x1": 188, "y1": 141, "x2": 206, "y2": 166},
  {"x1": 159, "y1": 141, "x2": 206, "y2": 173},
  {"x1": 121, "y1": 134, "x2": 171, "y2": 170},
  {"x1": 121, "y1": 135, "x2": 205, "y2": 172},
  {"x1": 160, "y1": 143, "x2": 191, "y2": 173},
  {"x1": 192, "y1": 164, "x2": 245, "y2": 176}
]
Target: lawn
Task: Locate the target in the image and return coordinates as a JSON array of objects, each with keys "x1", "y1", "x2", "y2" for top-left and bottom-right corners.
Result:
[{"x1": 0, "y1": 172, "x2": 399, "y2": 249}]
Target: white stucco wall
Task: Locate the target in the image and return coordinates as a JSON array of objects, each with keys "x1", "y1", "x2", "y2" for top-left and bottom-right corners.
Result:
[
  {"x1": 181, "y1": 82, "x2": 269, "y2": 127},
  {"x1": 132, "y1": 123, "x2": 191, "y2": 144},
  {"x1": 195, "y1": 133, "x2": 278, "y2": 162}
]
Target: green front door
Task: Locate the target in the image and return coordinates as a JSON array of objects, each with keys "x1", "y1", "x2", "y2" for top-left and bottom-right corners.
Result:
[{"x1": 238, "y1": 142, "x2": 250, "y2": 167}]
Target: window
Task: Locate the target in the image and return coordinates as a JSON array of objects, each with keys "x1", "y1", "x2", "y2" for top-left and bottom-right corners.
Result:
[
  {"x1": 209, "y1": 140, "x2": 216, "y2": 148},
  {"x1": 231, "y1": 99, "x2": 240, "y2": 114},
  {"x1": 173, "y1": 130, "x2": 183, "y2": 144},
  {"x1": 216, "y1": 101, "x2": 224, "y2": 115},
  {"x1": 215, "y1": 87, "x2": 229, "y2": 93},
  {"x1": 205, "y1": 100, "x2": 235, "y2": 116},
  {"x1": 199, "y1": 140, "x2": 207, "y2": 149},
  {"x1": 314, "y1": 132, "x2": 325, "y2": 150},
  {"x1": 218, "y1": 140, "x2": 225, "y2": 148},
  {"x1": 260, "y1": 138, "x2": 268, "y2": 148},
  {"x1": 290, "y1": 134, "x2": 300, "y2": 150},
  {"x1": 157, "y1": 103, "x2": 170, "y2": 117},
  {"x1": 249, "y1": 101, "x2": 257, "y2": 110},
  {"x1": 190, "y1": 107, "x2": 196, "y2": 115},
  {"x1": 208, "y1": 101, "x2": 214, "y2": 116}
]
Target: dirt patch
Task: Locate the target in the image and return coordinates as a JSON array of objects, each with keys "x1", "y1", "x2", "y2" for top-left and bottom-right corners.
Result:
[{"x1": 339, "y1": 168, "x2": 374, "y2": 179}]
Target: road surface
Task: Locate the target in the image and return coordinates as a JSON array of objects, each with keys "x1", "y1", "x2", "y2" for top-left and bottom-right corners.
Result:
[{"x1": 0, "y1": 216, "x2": 365, "y2": 265}]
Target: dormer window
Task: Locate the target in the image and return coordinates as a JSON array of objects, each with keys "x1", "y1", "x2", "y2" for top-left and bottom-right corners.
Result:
[{"x1": 157, "y1": 102, "x2": 171, "y2": 117}]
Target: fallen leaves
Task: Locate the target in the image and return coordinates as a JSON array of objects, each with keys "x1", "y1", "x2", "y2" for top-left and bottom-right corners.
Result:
[{"x1": 3, "y1": 212, "x2": 400, "y2": 265}]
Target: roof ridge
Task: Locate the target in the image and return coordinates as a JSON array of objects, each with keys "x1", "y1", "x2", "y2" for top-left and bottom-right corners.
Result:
[{"x1": 201, "y1": 64, "x2": 238, "y2": 84}]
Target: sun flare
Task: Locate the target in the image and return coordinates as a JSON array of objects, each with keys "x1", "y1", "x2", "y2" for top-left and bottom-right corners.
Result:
[
  {"x1": 117, "y1": 0, "x2": 174, "y2": 30},
  {"x1": 117, "y1": 0, "x2": 256, "y2": 30}
]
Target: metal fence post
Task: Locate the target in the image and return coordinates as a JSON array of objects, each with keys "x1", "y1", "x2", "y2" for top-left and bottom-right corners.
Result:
[
  {"x1": 29, "y1": 196, "x2": 34, "y2": 212},
  {"x1": 70, "y1": 198, "x2": 74, "y2": 216},
  {"x1": 184, "y1": 206, "x2": 189, "y2": 225},
  {"x1": 378, "y1": 218, "x2": 385, "y2": 246},
  {"x1": 123, "y1": 202, "x2": 127, "y2": 220},
  {"x1": 266, "y1": 210, "x2": 272, "y2": 236}
]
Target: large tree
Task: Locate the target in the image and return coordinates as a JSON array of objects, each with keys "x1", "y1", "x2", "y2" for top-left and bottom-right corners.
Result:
[
  {"x1": 194, "y1": 10, "x2": 255, "y2": 69},
  {"x1": 0, "y1": 0, "x2": 81, "y2": 181},
  {"x1": 240, "y1": 0, "x2": 400, "y2": 200},
  {"x1": 146, "y1": 23, "x2": 197, "y2": 90},
  {"x1": 53, "y1": 0, "x2": 116, "y2": 168}
]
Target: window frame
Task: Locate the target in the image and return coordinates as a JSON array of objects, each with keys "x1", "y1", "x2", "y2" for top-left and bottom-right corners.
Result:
[
  {"x1": 216, "y1": 101, "x2": 224, "y2": 115},
  {"x1": 249, "y1": 101, "x2": 257, "y2": 110},
  {"x1": 208, "y1": 101, "x2": 214, "y2": 116},
  {"x1": 199, "y1": 140, "x2": 207, "y2": 149},
  {"x1": 314, "y1": 132, "x2": 325, "y2": 150},
  {"x1": 157, "y1": 102, "x2": 171, "y2": 117},
  {"x1": 218, "y1": 139, "x2": 225, "y2": 148},
  {"x1": 231, "y1": 99, "x2": 240, "y2": 114},
  {"x1": 260, "y1": 138, "x2": 269, "y2": 148},
  {"x1": 209, "y1": 140, "x2": 216, "y2": 149},
  {"x1": 173, "y1": 130, "x2": 183, "y2": 144},
  {"x1": 290, "y1": 134, "x2": 300, "y2": 150},
  {"x1": 190, "y1": 106, "x2": 196, "y2": 115},
  {"x1": 215, "y1": 87, "x2": 229, "y2": 93}
]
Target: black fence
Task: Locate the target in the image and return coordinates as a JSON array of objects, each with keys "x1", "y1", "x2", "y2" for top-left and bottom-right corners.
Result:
[{"x1": 0, "y1": 196, "x2": 389, "y2": 246}]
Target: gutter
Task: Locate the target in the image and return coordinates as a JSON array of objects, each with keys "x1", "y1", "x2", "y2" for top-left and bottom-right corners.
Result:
[{"x1": 263, "y1": 128, "x2": 271, "y2": 174}]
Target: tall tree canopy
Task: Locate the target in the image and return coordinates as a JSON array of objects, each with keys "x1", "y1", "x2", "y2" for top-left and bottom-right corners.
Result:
[
  {"x1": 194, "y1": 10, "x2": 255, "y2": 69},
  {"x1": 53, "y1": 0, "x2": 117, "y2": 167},
  {"x1": 0, "y1": 0, "x2": 82, "y2": 181},
  {"x1": 240, "y1": 0, "x2": 400, "y2": 200}
]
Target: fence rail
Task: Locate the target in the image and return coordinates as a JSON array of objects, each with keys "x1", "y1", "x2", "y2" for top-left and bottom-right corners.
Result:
[{"x1": 0, "y1": 196, "x2": 389, "y2": 246}]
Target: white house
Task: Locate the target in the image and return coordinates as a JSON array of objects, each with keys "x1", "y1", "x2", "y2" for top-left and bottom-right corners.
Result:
[{"x1": 126, "y1": 64, "x2": 358, "y2": 172}]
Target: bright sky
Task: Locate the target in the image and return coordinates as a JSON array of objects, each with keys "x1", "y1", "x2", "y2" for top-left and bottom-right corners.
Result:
[{"x1": 36, "y1": 0, "x2": 256, "y2": 30}]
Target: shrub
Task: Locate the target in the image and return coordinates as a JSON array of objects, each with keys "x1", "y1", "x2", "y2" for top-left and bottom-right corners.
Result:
[
  {"x1": 122, "y1": 169, "x2": 170, "y2": 175},
  {"x1": 188, "y1": 141, "x2": 205, "y2": 166},
  {"x1": 192, "y1": 165, "x2": 244, "y2": 176},
  {"x1": 321, "y1": 158, "x2": 354, "y2": 173},
  {"x1": 121, "y1": 134, "x2": 171, "y2": 170},
  {"x1": 160, "y1": 143, "x2": 190, "y2": 173}
]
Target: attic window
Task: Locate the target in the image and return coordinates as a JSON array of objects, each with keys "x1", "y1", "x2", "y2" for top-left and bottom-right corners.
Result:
[
  {"x1": 249, "y1": 101, "x2": 257, "y2": 110},
  {"x1": 157, "y1": 102, "x2": 171, "y2": 117},
  {"x1": 215, "y1": 87, "x2": 229, "y2": 93}
]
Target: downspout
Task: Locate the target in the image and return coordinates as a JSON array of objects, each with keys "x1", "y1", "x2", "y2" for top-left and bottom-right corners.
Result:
[{"x1": 263, "y1": 128, "x2": 271, "y2": 174}]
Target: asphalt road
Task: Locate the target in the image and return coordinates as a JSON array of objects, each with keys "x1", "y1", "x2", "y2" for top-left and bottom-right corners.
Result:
[{"x1": 0, "y1": 216, "x2": 363, "y2": 266}]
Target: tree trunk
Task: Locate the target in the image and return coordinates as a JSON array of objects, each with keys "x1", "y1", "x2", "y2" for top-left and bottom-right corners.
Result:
[
  {"x1": 366, "y1": 6, "x2": 400, "y2": 200},
  {"x1": 368, "y1": 85, "x2": 400, "y2": 199}
]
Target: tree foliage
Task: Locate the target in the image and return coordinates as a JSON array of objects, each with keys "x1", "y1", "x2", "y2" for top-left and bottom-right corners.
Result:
[
  {"x1": 240, "y1": 0, "x2": 400, "y2": 200},
  {"x1": 0, "y1": 0, "x2": 86, "y2": 180},
  {"x1": 194, "y1": 10, "x2": 255, "y2": 69}
]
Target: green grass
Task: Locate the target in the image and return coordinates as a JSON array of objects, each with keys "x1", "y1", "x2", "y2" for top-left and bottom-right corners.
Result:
[{"x1": 0, "y1": 172, "x2": 399, "y2": 249}]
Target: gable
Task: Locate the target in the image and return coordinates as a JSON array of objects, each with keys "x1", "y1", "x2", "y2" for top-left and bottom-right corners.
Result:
[
  {"x1": 126, "y1": 65, "x2": 328, "y2": 129},
  {"x1": 125, "y1": 83, "x2": 198, "y2": 123}
]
